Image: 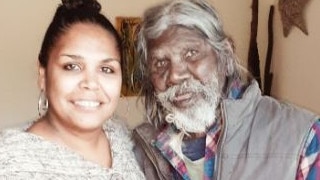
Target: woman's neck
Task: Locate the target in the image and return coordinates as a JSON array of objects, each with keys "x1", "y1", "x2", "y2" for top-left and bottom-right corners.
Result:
[{"x1": 27, "y1": 118, "x2": 112, "y2": 168}]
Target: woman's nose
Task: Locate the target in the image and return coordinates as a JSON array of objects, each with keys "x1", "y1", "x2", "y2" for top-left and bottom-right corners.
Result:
[{"x1": 79, "y1": 71, "x2": 100, "y2": 90}]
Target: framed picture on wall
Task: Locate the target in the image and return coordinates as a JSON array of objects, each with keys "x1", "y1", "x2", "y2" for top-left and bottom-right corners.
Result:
[{"x1": 116, "y1": 17, "x2": 142, "y2": 96}]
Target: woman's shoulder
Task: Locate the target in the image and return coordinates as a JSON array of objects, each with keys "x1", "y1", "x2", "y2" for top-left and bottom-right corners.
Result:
[
  {"x1": 104, "y1": 116, "x2": 134, "y2": 150},
  {"x1": 0, "y1": 121, "x2": 62, "y2": 164},
  {"x1": 0, "y1": 126, "x2": 29, "y2": 146},
  {"x1": 104, "y1": 117, "x2": 146, "y2": 179},
  {"x1": 104, "y1": 115, "x2": 131, "y2": 136},
  {"x1": 0, "y1": 126, "x2": 42, "y2": 171}
]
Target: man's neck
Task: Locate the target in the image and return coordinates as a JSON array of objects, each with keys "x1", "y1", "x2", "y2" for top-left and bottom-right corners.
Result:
[{"x1": 183, "y1": 132, "x2": 207, "y2": 140}]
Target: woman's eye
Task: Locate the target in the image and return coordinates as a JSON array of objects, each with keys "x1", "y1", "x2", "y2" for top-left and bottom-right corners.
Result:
[
  {"x1": 64, "y1": 64, "x2": 80, "y2": 71},
  {"x1": 101, "y1": 67, "x2": 114, "y2": 74}
]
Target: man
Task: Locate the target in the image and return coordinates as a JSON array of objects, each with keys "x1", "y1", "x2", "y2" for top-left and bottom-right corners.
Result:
[{"x1": 133, "y1": 0, "x2": 320, "y2": 179}]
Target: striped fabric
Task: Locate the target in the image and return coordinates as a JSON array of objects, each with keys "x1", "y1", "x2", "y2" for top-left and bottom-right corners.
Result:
[
  {"x1": 154, "y1": 123, "x2": 221, "y2": 180},
  {"x1": 296, "y1": 119, "x2": 320, "y2": 180}
]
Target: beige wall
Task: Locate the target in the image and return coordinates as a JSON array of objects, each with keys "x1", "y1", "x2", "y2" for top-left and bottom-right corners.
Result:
[
  {"x1": 0, "y1": 0, "x2": 319, "y2": 129},
  {"x1": 211, "y1": 0, "x2": 251, "y2": 66},
  {"x1": 0, "y1": 0, "x2": 60, "y2": 128},
  {"x1": 270, "y1": 0, "x2": 320, "y2": 114},
  {"x1": 213, "y1": 0, "x2": 320, "y2": 115}
]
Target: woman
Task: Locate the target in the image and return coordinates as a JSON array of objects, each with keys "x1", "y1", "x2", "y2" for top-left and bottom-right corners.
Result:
[{"x1": 0, "y1": 0, "x2": 145, "y2": 179}]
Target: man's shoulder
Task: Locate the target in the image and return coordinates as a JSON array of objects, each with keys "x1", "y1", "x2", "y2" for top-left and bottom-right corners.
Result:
[
  {"x1": 134, "y1": 122, "x2": 156, "y2": 131},
  {"x1": 133, "y1": 122, "x2": 158, "y2": 143},
  {"x1": 259, "y1": 95, "x2": 319, "y2": 123},
  {"x1": 133, "y1": 122, "x2": 174, "y2": 180}
]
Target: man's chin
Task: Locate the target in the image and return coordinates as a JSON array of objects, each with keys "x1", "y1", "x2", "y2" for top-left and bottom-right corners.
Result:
[
  {"x1": 165, "y1": 108, "x2": 216, "y2": 133},
  {"x1": 171, "y1": 104, "x2": 195, "y2": 114},
  {"x1": 172, "y1": 121, "x2": 211, "y2": 134}
]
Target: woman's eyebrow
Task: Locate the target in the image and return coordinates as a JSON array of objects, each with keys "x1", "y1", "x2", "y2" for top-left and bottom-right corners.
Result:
[{"x1": 61, "y1": 54, "x2": 120, "y2": 62}]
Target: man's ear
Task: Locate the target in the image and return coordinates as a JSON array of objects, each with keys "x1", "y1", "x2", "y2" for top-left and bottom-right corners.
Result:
[{"x1": 38, "y1": 63, "x2": 46, "y2": 91}]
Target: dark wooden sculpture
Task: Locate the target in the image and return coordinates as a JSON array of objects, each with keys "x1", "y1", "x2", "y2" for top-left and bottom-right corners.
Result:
[
  {"x1": 264, "y1": 6, "x2": 274, "y2": 96},
  {"x1": 247, "y1": 0, "x2": 261, "y2": 88}
]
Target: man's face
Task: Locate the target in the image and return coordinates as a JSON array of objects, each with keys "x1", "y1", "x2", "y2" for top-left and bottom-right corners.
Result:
[{"x1": 147, "y1": 26, "x2": 221, "y2": 133}]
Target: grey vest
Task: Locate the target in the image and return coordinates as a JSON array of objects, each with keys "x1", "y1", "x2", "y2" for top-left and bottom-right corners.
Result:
[
  {"x1": 134, "y1": 81, "x2": 319, "y2": 180},
  {"x1": 216, "y1": 81, "x2": 318, "y2": 179}
]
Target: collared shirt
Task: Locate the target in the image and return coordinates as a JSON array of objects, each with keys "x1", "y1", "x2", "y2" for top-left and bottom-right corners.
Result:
[
  {"x1": 297, "y1": 120, "x2": 320, "y2": 180},
  {"x1": 154, "y1": 123, "x2": 220, "y2": 180}
]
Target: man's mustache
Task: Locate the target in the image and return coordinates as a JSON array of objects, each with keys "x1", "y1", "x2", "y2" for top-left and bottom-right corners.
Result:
[
  {"x1": 159, "y1": 79, "x2": 208, "y2": 102},
  {"x1": 157, "y1": 79, "x2": 212, "y2": 103}
]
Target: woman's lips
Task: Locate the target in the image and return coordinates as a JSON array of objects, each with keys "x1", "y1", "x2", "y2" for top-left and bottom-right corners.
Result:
[
  {"x1": 74, "y1": 100, "x2": 101, "y2": 108},
  {"x1": 72, "y1": 99, "x2": 103, "y2": 112}
]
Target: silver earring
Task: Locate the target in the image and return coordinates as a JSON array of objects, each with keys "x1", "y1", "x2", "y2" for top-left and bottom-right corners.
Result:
[{"x1": 38, "y1": 90, "x2": 48, "y2": 117}]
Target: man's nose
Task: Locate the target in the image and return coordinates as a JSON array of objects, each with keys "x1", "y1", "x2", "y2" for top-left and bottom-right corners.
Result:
[{"x1": 167, "y1": 61, "x2": 190, "y2": 87}]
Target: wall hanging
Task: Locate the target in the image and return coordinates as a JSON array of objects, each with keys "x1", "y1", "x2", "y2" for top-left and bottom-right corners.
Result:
[
  {"x1": 278, "y1": 0, "x2": 310, "y2": 37},
  {"x1": 116, "y1": 17, "x2": 142, "y2": 96}
]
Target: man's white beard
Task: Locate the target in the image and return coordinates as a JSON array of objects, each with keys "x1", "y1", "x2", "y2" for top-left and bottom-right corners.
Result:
[{"x1": 157, "y1": 75, "x2": 220, "y2": 133}]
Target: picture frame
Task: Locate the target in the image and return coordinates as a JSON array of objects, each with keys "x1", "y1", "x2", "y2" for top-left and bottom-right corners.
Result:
[{"x1": 116, "y1": 17, "x2": 142, "y2": 96}]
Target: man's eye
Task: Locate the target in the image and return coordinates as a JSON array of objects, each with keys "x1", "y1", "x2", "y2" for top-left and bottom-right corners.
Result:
[
  {"x1": 64, "y1": 64, "x2": 80, "y2": 71},
  {"x1": 185, "y1": 49, "x2": 198, "y2": 59},
  {"x1": 101, "y1": 67, "x2": 114, "y2": 74},
  {"x1": 155, "y1": 60, "x2": 167, "y2": 68}
]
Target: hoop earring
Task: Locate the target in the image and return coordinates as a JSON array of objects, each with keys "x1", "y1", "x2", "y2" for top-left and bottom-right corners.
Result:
[{"x1": 38, "y1": 90, "x2": 48, "y2": 117}]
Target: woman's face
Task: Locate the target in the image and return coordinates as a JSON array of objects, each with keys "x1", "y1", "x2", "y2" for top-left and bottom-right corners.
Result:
[{"x1": 39, "y1": 23, "x2": 122, "y2": 131}]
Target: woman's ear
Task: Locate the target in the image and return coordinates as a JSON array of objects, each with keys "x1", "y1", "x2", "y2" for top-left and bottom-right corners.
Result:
[{"x1": 38, "y1": 63, "x2": 46, "y2": 91}]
